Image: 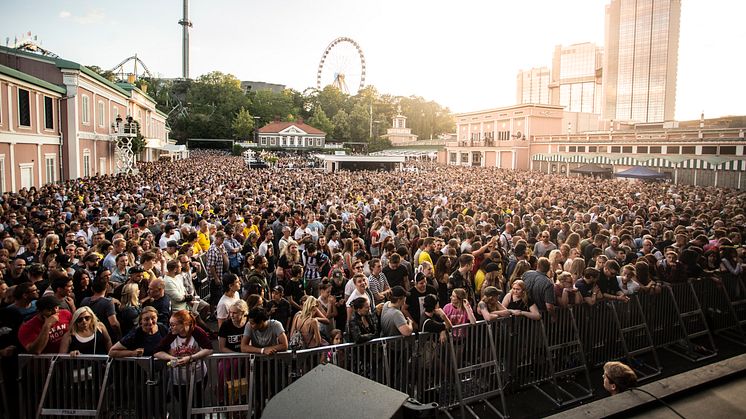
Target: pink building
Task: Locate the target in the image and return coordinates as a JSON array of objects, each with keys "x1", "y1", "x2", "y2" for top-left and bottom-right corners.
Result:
[
  {"x1": 0, "y1": 63, "x2": 64, "y2": 192},
  {"x1": 0, "y1": 46, "x2": 169, "y2": 189}
]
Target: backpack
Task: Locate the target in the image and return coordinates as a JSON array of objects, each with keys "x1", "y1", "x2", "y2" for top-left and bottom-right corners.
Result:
[{"x1": 288, "y1": 318, "x2": 309, "y2": 351}]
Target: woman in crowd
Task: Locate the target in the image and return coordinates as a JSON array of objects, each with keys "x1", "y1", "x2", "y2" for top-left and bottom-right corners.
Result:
[
  {"x1": 72, "y1": 269, "x2": 93, "y2": 306},
  {"x1": 109, "y1": 306, "x2": 169, "y2": 357},
  {"x1": 346, "y1": 297, "x2": 378, "y2": 344},
  {"x1": 118, "y1": 283, "x2": 142, "y2": 336},
  {"x1": 555, "y1": 271, "x2": 582, "y2": 307},
  {"x1": 218, "y1": 300, "x2": 249, "y2": 353},
  {"x1": 502, "y1": 280, "x2": 541, "y2": 320},
  {"x1": 289, "y1": 296, "x2": 324, "y2": 349},
  {"x1": 476, "y1": 286, "x2": 507, "y2": 321},
  {"x1": 59, "y1": 306, "x2": 112, "y2": 355}
]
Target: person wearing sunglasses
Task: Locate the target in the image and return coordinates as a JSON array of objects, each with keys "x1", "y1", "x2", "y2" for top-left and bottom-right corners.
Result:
[{"x1": 59, "y1": 306, "x2": 111, "y2": 356}]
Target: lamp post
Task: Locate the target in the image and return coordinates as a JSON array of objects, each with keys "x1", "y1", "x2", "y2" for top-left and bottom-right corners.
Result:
[{"x1": 111, "y1": 114, "x2": 138, "y2": 174}]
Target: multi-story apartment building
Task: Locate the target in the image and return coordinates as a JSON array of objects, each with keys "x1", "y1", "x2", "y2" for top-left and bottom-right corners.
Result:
[
  {"x1": 516, "y1": 67, "x2": 551, "y2": 105},
  {"x1": 550, "y1": 42, "x2": 603, "y2": 114}
]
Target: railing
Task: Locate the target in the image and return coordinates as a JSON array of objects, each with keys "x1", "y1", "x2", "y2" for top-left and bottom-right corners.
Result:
[{"x1": 12, "y1": 276, "x2": 745, "y2": 418}]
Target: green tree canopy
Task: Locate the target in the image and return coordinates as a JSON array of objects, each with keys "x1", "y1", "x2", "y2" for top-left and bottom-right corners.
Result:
[{"x1": 232, "y1": 108, "x2": 256, "y2": 140}]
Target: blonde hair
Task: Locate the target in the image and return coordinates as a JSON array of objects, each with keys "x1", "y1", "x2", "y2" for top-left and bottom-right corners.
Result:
[
  {"x1": 300, "y1": 295, "x2": 319, "y2": 320},
  {"x1": 121, "y1": 283, "x2": 140, "y2": 307},
  {"x1": 569, "y1": 258, "x2": 586, "y2": 279},
  {"x1": 511, "y1": 279, "x2": 529, "y2": 306},
  {"x1": 70, "y1": 306, "x2": 102, "y2": 335}
]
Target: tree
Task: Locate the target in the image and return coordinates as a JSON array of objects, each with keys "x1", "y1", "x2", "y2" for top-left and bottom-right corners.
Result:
[
  {"x1": 308, "y1": 107, "x2": 334, "y2": 138},
  {"x1": 317, "y1": 86, "x2": 348, "y2": 119},
  {"x1": 332, "y1": 110, "x2": 351, "y2": 140},
  {"x1": 249, "y1": 89, "x2": 299, "y2": 124},
  {"x1": 349, "y1": 104, "x2": 370, "y2": 140},
  {"x1": 86, "y1": 65, "x2": 116, "y2": 82},
  {"x1": 232, "y1": 108, "x2": 255, "y2": 140}
]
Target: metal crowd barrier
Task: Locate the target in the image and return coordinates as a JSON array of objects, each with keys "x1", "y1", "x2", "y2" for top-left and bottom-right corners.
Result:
[
  {"x1": 196, "y1": 254, "x2": 211, "y2": 304},
  {"x1": 447, "y1": 321, "x2": 507, "y2": 419},
  {"x1": 693, "y1": 274, "x2": 746, "y2": 346},
  {"x1": 542, "y1": 307, "x2": 593, "y2": 405},
  {"x1": 608, "y1": 297, "x2": 662, "y2": 380},
  {"x1": 16, "y1": 275, "x2": 746, "y2": 418}
]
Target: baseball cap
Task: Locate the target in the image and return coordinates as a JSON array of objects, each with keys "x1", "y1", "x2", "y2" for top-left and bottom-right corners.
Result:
[
  {"x1": 272, "y1": 285, "x2": 284, "y2": 294},
  {"x1": 128, "y1": 266, "x2": 145, "y2": 275}
]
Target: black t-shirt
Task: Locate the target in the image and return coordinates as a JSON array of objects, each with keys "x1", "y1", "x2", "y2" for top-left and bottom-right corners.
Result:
[
  {"x1": 118, "y1": 324, "x2": 169, "y2": 356},
  {"x1": 421, "y1": 314, "x2": 446, "y2": 334},
  {"x1": 218, "y1": 320, "x2": 245, "y2": 352},
  {"x1": 382, "y1": 265, "x2": 408, "y2": 289},
  {"x1": 266, "y1": 298, "x2": 292, "y2": 329},
  {"x1": 284, "y1": 279, "x2": 305, "y2": 307},
  {"x1": 574, "y1": 279, "x2": 594, "y2": 298},
  {"x1": 597, "y1": 272, "x2": 621, "y2": 295},
  {"x1": 406, "y1": 285, "x2": 438, "y2": 326}
]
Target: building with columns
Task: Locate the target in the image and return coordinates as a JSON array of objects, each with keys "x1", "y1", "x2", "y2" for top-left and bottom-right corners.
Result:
[
  {"x1": 0, "y1": 46, "x2": 170, "y2": 190},
  {"x1": 440, "y1": 103, "x2": 746, "y2": 189},
  {"x1": 257, "y1": 120, "x2": 326, "y2": 149}
]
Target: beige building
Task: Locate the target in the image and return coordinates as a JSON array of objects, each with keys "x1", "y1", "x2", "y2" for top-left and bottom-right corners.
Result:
[
  {"x1": 257, "y1": 121, "x2": 326, "y2": 149},
  {"x1": 550, "y1": 42, "x2": 603, "y2": 114},
  {"x1": 516, "y1": 67, "x2": 551, "y2": 105},
  {"x1": 603, "y1": 0, "x2": 681, "y2": 122},
  {"x1": 441, "y1": 102, "x2": 746, "y2": 189},
  {"x1": 383, "y1": 111, "x2": 418, "y2": 145}
]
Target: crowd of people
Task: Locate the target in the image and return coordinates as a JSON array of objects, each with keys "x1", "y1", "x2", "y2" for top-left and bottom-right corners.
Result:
[{"x1": 0, "y1": 149, "x2": 743, "y2": 399}]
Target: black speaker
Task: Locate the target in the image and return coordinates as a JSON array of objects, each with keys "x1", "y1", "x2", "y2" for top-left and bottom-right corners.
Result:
[{"x1": 262, "y1": 363, "x2": 410, "y2": 419}]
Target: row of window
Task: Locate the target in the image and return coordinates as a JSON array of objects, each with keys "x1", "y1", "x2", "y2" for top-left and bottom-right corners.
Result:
[
  {"x1": 259, "y1": 136, "x2": 323, "y2": 147},
  {"x1": 12, "y1": 88, "x2": 55, "y2": 130},
  {"x1": 0, "y1": 155, "x2": 57, "y2": 194},
  {"x1": 558, "y1": 145, "x2": 740, "y2": 156}
]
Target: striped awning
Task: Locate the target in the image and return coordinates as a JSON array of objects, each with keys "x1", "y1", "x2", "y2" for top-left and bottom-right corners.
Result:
[
  {"x1": 640, "y1": 157, "x2": 675, "y2": 168},
  {"x1": 716, "y1": 160, "x2": 746, "y2": 171},
  {"x1": 678, "y1": 159, "x2": 715, "y2": 170},
  {"x1": 613, "y1": 156, "x2": 639, "y2": 166}
]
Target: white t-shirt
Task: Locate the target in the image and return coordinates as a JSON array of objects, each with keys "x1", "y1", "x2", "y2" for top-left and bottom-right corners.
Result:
[{"x1": 216, "y1": 293, "x2": 240, "y2": 320}]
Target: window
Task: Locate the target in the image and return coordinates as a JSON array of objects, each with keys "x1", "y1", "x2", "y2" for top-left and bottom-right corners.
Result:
[
  {"x1": 44, "y1": 97, "x2": 54, "y2": 130},
  {"x1": 450, "y1": 153, "x2": 457, "y2": 163},
  {"x1": 650, "y1": 146, "x2": 661, "y2": 153},
  {"x1": 83, "y1": 151, "x2": 91, "y2": 177},
  {"x1": 637, "y1": 146, "x2": 648, "y2": 154},
  {"x1": 45, "y1": 154, "x2": 56, "y2": 183},
  {"x1": 0, "y1": 156, "x2": 5, "y2": 193},
  {"x1": 18, "y1": 88, "x2": 31, "y2": 127},
  {"x1": 682, "y1": 146, "x2": 696, "y2": 154},
  {"x1": 97, "y1": 101, "x2": 105, "y2": 127},
  {"x1": 667, "y1": 146, "x2": 680, "y2": 154},
  {"x1": 598, "y1": 146, "x2": 607, "y2": 153},
  {"x1": 316, "y1": 138, "x2": 322, "y2": 146},
  {"x1": 558, "y1": 146, "x2": 565, "y2": 152},
  {"x1": 588, "y1": 146, "x2": 597, "y2": 153},
  {"x1": 460, "y1": 153, "x2": 468, "y2": 163},
  {"x1": 701, "y1": 146, "x2": 717, "y2": 155},
  {"x1": 99, "y1": 157, "x2": 106, "y2": 175},
  {"x1": 622, "y1": 146, "x2": 633, "y2": 153},
  {"x1": 81, "y1": 95, "x2": 90, "y2": 124},
  {"x1": 569, "y1": 146, "x2": 576, "y2": 152},
  {"x1": 260, "y1": 137, "x2": 267, "y2": 146},
  {"x1": 611, "y1": 146, "x2": 621, "y2": 153},
  {"x1": 577, "y1": 146, "x2": 586, "y2": 153},
  {"x1": 720, "y1": 146, "x2": 736, "y2": 155},
  {"x1": 19, "y1": 163, "x2": 34, "y2": 189}
]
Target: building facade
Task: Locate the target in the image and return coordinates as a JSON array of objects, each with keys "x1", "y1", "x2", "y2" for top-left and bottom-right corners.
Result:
[
  {"x1": 0, "y1": 64, "x2": 64, "y2": 192},
  {"x1": 0, "y1": 46, "x2": 171, "y2": 189},
  {"x1": 516, "y1": 67, "x2": 551, "y2": 105},
  {"x1": 603, "y1": 0, "x2": 681, "y2": 123},
  {"x1": 550, "y1": 42, "x2": 603, "y2": 114},
  {"x1": 441, "y1": 103, "x2": 746, "y2": 189},
  {"x1": 257, "y1": 121, "x2": 326, "y2": 149},
  {"x1": 383, "y1": 111, "x2": 418, "y2": 145}
]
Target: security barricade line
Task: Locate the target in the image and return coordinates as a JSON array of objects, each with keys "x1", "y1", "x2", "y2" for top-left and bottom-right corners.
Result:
[
  {"x1": 542, "y1": 307, "x2": 593, "y2": 406},
  {"x1": 690, "y1": 276, "x2": 746, "y2": 347},
  {"x1": 574, "y1": 302, "x2": 629, "y2": 367},
  {"x1": 667, "y1": 280, "x2": 718, "y2": 359},
  {"x1": 107, "y1": 356, "x2": 165, "y2": 418},
  {"x1": 608, "y1": 298, "x2": 662, "y2": 381},
  {"x1": 448, "y1": 321, "x2": 507, "y2": 419}
]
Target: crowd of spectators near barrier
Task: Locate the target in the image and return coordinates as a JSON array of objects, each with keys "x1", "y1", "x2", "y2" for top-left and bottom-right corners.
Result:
[{"x1": 0, "y1": 149, "x2": 744, "y2": 390}]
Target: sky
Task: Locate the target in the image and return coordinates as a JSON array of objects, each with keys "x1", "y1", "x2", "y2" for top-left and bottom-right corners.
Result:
[{"x1": 2, "y1": 0, "x2": 744, "y2": 120}]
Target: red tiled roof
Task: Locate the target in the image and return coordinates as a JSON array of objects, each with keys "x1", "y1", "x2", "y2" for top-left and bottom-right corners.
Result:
[{"x1": 257, "y1": 121, "x2": 326, "y2": 135}]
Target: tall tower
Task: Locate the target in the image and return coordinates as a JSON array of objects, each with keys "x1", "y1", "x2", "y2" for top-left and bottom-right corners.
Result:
[
  {"x1": 602, "y1": 0, "x2": 681, "y2": 122},
  {"x1": 549, "y1": 42, "x2": 603, "y2": 114},
  {"x1": 178, "y1": 0, "x2": 193, "y2": 79}
]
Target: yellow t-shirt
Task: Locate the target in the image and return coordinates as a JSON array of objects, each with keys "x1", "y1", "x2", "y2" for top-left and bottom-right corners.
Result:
[
  {"x1": 474, "y1": 269, "x2": 486, "y2": 295},
  {"x1": 197, "y1": 231, "x2": 211, "y2": 253},
  {"x1": 418, "y1": 251, "x2": 433, "y2": 268}
]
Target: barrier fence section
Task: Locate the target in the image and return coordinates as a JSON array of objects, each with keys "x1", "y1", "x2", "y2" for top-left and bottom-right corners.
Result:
[{"x1": 16, "y1": 275, "x2": 745, "y2": 418}]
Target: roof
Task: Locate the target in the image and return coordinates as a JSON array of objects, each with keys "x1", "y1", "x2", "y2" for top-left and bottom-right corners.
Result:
[
  {"x1": 0, "y1": 45, "x2": 130, "y2": 97},
  {"x1": 258, "y1": 121, "x2": 325, "y2": 135},
  {"x1": 116, "y1": 82, "x2": 157, "y2": 104},
  {"x1": 0, "y1": 63, "x2": 66, "y2": 94},
  {"x1": 614, "y1": 166, "x2": 667, "y2": 179},
  {"x1": 313, "y1": 154, "x2": 406, "y2": 163}
]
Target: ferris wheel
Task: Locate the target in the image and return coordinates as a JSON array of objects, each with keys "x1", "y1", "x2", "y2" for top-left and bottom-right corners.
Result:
[{"x1": 316, "y1": 37, "x2": 366, "y2": 95}]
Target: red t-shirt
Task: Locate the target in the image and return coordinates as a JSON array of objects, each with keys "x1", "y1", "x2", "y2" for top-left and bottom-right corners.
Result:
[{"x1": 18, "y1": 309, "x2": 72, "y2": 354}]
